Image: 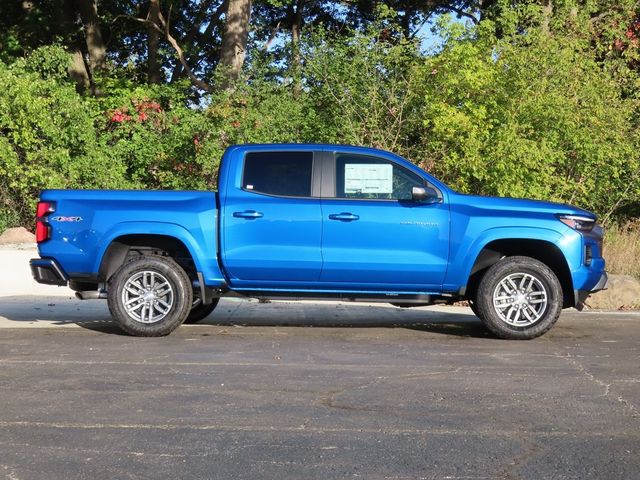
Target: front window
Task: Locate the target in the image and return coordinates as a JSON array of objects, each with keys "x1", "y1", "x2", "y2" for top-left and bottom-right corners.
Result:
[{"x1": 335, "y1": 154, "x2": 425, "y2": 200}]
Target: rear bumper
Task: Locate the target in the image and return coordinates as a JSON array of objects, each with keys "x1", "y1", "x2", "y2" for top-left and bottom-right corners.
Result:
[
  {"x1": 30, "y1": 258, "x2": 68, "y2": 286},
  {"x1": 575, "y1": 271, "x2": 608, "y2": 311}
]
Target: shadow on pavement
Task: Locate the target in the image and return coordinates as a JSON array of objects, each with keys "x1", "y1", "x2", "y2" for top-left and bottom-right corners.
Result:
[
  {"x1": 196, "y1": 300, "x2": 490, "y2": 338},
  {"x1": 0, "y1": 295, "x2": 109, "y2": 320},
  {"x1": 0, "y1": 295, "x2": 488, "y2": 338},
  {"x1": 404, "y1": 322, "x2": 492, "y2": 338}
]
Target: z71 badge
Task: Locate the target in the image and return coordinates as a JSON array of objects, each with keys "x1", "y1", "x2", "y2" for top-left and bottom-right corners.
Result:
[{"x1": 51, "y1": 216, "x2": 83, "y2": 223}]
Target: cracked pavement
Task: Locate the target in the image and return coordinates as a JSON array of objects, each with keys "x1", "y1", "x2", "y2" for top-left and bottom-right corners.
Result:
[{"x1": 0, "y1": 296, "x2": 639, "y2": 479}]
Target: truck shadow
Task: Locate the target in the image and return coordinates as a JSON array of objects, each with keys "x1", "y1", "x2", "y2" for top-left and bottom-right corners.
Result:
[
  {"x1": 196, "y1": 300, "x2": 490, "y2": 338},
  {"x1": 0, "y1": 294, "x2": 118, "y2": 330},
  {"x1": 0, "y1": 296, "x2": 489, "y2": 338}
]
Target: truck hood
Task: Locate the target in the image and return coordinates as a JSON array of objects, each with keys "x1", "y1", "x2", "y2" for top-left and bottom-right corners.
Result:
[{"x1": 451, "y1": 193, "x2": 597, "y2": 219}]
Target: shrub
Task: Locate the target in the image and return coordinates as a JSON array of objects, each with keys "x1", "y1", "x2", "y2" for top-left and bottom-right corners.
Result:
[{"x1": 0, "y1": 50, "x2": 131, "y2": 228}]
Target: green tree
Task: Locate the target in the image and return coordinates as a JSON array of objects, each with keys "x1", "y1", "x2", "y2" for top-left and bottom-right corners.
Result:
[{"x1": 413, "y1": 13, "x2": 639, "y2": 219}]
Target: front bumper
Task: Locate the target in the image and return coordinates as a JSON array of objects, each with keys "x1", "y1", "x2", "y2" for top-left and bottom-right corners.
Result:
[
  {"x1": 30, "y1": 258, "x2": 68, "y2": 286},
  {"x1": 575, "y1": 271, "x2": 608, "y2": 311}
]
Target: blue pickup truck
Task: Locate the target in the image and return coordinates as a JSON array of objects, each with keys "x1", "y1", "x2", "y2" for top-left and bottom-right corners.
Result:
[{"x1": 30, "y1": 144, "x2": 607, "y2": 339}]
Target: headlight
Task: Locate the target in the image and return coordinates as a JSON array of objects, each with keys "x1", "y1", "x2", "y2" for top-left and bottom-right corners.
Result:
[{"x1": 556, "y1": 214, "x2": 596, "y2": 232}]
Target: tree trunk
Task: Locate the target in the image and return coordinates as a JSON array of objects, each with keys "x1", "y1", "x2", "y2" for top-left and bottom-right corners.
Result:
[
  {"x1": 147, "y1": 0, "x2": 162, "y2": 83},
  {"x1": 61, "y1": 0, "x2": 91, "y2": 91},
  {"x1": 291, "y1": 0, "x2": 305, "y2": 96},
  {"x1": 68, "y1": 50, "x2": 91, "y2": 91},
  {"x1": 219, "y1": 0, "x2": 252, "y2": 82},
  {"x1": 75, "y1": 0, "x2": 107, "y2": 73}
]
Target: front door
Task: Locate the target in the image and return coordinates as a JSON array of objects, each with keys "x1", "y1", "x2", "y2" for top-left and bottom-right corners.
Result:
[
  {"x1": 221, "y1": 150, "x2": 323, "y2": 287},
  {"x1": 320, "y1": 153, "x2": 450, "y2": 291}
]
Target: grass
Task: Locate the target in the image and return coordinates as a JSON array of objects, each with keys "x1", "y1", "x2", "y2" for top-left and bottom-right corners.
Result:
[{"x1": 603, "y1": 220, "x2": 640, "y2": 280}]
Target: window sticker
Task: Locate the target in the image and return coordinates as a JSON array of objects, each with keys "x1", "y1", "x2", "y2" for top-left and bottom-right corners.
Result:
[{"x1": 344, "y1": 164, "x2": 393, "y2": 194}]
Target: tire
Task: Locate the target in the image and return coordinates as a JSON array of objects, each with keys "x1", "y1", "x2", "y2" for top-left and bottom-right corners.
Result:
[
  {"x1": 468, "y1": 299, "x2": 480, "y2": 318},
  {"x1": 183, "y1": 298, "x2": 220, "y2": 324},
  {"x1": 107, "y1": 255, "x2": 193, "y2": 336},
  {"x1": 475, "y1": 256, "x2": 562, "y2": 340}
]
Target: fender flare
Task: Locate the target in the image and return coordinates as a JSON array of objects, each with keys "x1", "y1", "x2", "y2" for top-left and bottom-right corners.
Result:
[
  {"x1": 445, "y1": 226, "x2": 568, "y2": 292},
  {"x1": 93, "y1": 221, "x2": 224, "y2": 285}
]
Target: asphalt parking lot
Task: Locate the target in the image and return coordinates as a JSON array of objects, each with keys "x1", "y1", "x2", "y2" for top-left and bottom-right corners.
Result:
[{"x1": 0, "y1": 294, "x2": 639, "y2": 480}]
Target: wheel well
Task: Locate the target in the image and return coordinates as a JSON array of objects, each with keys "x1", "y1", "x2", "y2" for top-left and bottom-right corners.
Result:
[
  {"x1": 466, "y1": 239, "x2": 574, "y2": 308},
  {"x1": 99, "y1": 234, "x2": 197, "y2": 283}
]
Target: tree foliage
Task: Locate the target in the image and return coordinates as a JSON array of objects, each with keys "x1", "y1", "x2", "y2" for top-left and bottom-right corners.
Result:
[
  {"x1": 0, "y1": 0, "x2": 639, "y2": 230},
  {"x1": 415, "y1": 13, "x2": 639, "y2": 217}
]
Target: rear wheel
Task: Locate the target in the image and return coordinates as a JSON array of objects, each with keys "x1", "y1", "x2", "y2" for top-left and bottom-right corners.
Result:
[
  {"x1": 107, "y1": 255, "x2": 192, "y2": 336},
  {"x1": 475, "y1": 256, "x2": 562, "y2": 339}
]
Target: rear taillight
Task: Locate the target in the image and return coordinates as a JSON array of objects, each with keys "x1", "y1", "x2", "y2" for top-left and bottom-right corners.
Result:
[{"x1": 35, "y1": 201, "x2": 55, "y2": 243}]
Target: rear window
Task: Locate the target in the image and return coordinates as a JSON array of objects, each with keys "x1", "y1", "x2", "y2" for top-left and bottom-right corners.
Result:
[{"x1": 243, "y1": 151, "x2": 313, "y2": 197}]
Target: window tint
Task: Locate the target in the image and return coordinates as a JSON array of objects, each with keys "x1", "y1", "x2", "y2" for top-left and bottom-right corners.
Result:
[
  {"x1": 335, "y1": 154, "x2": 425, "y2": 200},
  {"x1": 243, "y1": 151, "x2": 313, "y2": 197}
]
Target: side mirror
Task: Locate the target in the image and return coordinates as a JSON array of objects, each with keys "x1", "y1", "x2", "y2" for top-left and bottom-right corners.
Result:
[{"x1": 412, "y1": 186, "x2": 440, "y2": 203}]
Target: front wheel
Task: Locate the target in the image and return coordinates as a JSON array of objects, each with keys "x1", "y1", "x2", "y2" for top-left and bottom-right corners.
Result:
[
  {"x1": 475, "y1": 256, "x2": 562, "y2": 340},
  {"x1": 468, "y1": 300, "x2": 480, "y2": 318},
  {"x1": 107, "y1": 255, "x2": 193, "y2": 336},
  {"x1": 183, "y1": 298, "x2": 220, "y2": 324}
]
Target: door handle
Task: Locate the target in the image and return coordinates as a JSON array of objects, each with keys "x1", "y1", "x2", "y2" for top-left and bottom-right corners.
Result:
[
  {"x1": 233, "y1": 210, "x2": 264, "y2": 219},
  {"x1": 328, "y1": 212, "x2": 360, "y2": 222}
]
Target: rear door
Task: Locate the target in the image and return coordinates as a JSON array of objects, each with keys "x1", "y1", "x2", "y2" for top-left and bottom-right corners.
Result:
[
  {"x1": 319, "y1": 152, "x2": 450, "y2": 291},
  {"x1": 221, "y1": 150, "x2": 323, "y2": 287}
]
